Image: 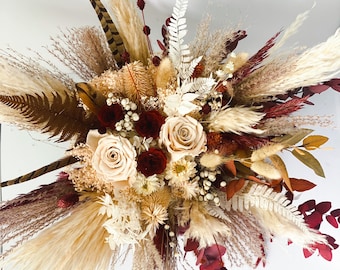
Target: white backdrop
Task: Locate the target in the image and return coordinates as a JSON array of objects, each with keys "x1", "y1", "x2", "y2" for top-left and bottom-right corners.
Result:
[{"x1": 0, "y1": 0, "x2": 340, "y2": 269}]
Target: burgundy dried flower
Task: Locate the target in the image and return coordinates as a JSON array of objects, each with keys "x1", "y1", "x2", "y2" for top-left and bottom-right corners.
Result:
[
  {"x1": 143, "y1": 25, "x2": 151, "y2": 36},
  {"x1": 97, "y1": 104, "x2": 124, "y2": 130},
  {"x1": 137, "y1": 0, "x2": 145, "y2": 10},
  {"x1": 57, "y1": 193, "x2": 79, "y2": 208},
  {"x1": 135, "y1": 110, "x2": 165, "y2": 138},
  {"x1": 137, "y1": 148, "x2": 167, "y2": 176}
]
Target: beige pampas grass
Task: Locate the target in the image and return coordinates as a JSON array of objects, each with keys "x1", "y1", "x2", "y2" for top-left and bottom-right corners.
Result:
[
  {"x1": 208, "y1": 106, "x2": 265, "y2": 134},
  {"x1": 106, "y1": 0, "x2": 150, "y2": 65},
  {"x1": 48, "y1": 27, "x2": 115, "y2": 80},
  {"x1": 235, "y1": 29, "x2": 340, "y2": 102},
  {"x1": 0, "y1": 194, "x2": 115, "y2": 270}
]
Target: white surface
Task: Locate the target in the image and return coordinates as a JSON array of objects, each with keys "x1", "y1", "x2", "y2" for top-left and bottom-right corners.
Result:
[{"x1": 0, "y1": 0, "x2": 340, "y2": 269}]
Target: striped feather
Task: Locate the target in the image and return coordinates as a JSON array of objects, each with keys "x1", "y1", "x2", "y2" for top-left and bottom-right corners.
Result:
[
  {"x1": 1, "y1": 156, "x2": 78, "y2": 188},
  {"x1": 89, "y1": 0, "x2": 126, "y2": 68}
]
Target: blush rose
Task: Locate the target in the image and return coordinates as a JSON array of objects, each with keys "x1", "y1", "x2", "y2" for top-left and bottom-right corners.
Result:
[
  {"x1": 159, "y1": 116, "x2": 207, "y2": 161},
  {"x1": 87, "y1": 130, "x2": 137, "y2": 187}
]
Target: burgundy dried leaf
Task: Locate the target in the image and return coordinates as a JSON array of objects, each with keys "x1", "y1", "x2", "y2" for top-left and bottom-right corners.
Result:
[
  {"x1": 303, "y1": 247, "x2": 315, "y2": 258},
  {"x1": 233, "y1": 31, "x2": 281, "y2": 82},
  {"x1": 315, "y1": 201, "x2": 332, "y2": 214},
  {"x1": 298, "y1": 199, "x2": 316, "y2": 214},
  {"x1": 305, "y1": 211, "x2": 322, "y2": 229},
  {"x1": 326, "y1": 235, "x2": 339, "y2": 249},
  {"x1": 326, "y1": 215, "x2": 339, "y2": 228},
  {"x1": 330, "y1": 209, "x2": 340, "y2": 217},
  {"x1": 225, "y1": 30, "x2": 247, "y2": 53},
  {"x1": 184, "y1": 238, "x2": 199, "y2": 252},
  {"x1": 318, "y1": 244, "x2": 333, "y2": 261},
  {"x1": 157, "y1": 40, "x2": 166, "y2": 51},
  {"x1": 308, "y1": 84, "x2": 329, "y2": 94},
  {"x1": 325, "y1": 78, "x2": 340, "y2": 92},
  {"x1": 263, "y1": 96, "x2": 310, "y2": 118}
]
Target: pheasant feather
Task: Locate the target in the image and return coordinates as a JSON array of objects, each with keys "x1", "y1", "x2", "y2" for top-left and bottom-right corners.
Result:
[{"x1": 89, "y1": 0, "x2": 126, "y2": 68}]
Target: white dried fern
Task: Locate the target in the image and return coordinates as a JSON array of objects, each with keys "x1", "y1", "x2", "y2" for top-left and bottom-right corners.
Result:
[
  {"x1": 221, "y1": 182, "x2": 327, "y2": 247},
  {"x1": 168, "y1": 0, "x2": 193, "y2": 79}
]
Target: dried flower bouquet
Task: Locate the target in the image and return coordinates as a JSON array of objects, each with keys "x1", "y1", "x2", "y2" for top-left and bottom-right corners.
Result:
[{"x1": 1, "y1": 0, "x2": 340, "y2": 269}]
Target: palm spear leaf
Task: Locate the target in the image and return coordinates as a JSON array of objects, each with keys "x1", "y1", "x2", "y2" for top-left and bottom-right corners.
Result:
[
  {"x1": 89, "y1": 0, "x2": 126, "y2": 68},
  {"x1": 0, "y1": 91, "x2": 96, "y2": 142}
]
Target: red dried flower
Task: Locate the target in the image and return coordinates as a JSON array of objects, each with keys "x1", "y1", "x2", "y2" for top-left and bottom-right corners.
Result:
[
  {"x1": 135, "y1": 110, "x2": 165, "y2": 138},
  {"x1": 97, "y1": 104, "x2": 124, "y2": 130},
  {"x1": 137, "y1": 148, "x2": 167, "y2": 176}
]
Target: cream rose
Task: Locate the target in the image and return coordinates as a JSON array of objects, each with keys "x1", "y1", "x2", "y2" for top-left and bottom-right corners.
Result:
[
  {"x1": 86, "y1": 130, "x2": 137, "y2": 187},
  {"x1": 159, "y1": 116, "x2": 207, "y2": 161}
]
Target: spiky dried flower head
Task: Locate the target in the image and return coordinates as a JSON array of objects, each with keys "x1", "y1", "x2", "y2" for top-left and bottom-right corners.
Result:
[
  {"x1": 207, "y1": 106, "x2": 265, "y2": 134},
  {"x1": 90, "y1": 61, "x2": 155, "y2": 102}
]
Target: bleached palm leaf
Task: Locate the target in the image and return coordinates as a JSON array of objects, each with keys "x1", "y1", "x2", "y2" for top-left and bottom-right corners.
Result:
[
  {"x1": 205, "y1": 201, "x2": 231, "y2": 222},
  {"x1": 168, "y1": 0, "x2": 192, "y2": 79},
  {"x1": 179, "y1": 56, "x2": 202, "y2": 80},
  {"x1": 183, "y1": 76, "x2": 217, "y2": 96},
  {"x1": 221, "y1": 182, "x2": 327, "y2": 247}
]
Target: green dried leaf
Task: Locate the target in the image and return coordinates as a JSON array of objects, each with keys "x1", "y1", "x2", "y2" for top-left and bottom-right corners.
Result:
[
  {"x1": 272, "y1": 129, "x2": 313, "y2": 146},
  {"x1": 292, "y1": 149, "x2": 325, "y2": 178}
]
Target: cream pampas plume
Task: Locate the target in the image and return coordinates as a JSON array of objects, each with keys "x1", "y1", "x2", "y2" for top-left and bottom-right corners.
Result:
[
  {"x1": 0, "y1": 194, "x2": 115, "y2": 270},
  {"x1": 208, "y1": 106, "x2": 265, "y2": 134},
  {"x1": 236, "y1": 29, "x2": 340, "y2": 102}
]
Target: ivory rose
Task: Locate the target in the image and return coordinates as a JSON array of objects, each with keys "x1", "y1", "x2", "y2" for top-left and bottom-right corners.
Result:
[
  {"x1": 86, "y1": 130, "x2": 137, "y2": 187},
  {"x1": 159, "y1": 116, "x2": 207, "y2": 161}
]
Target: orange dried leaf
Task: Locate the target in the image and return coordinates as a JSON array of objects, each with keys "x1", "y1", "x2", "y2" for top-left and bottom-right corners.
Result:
[
  {"x1": 289, "y1": 178, "x2": 316, "y2": 192},
  {"x1": 226, "y1": 179, "x2": 245, "y2": 200},
  {"x1": 270, "y1": 154, "x2": 292, "y2": 191},
  {"x1": 225, "y1": 160, "x2": 237, "y2": 176},
  {"x1": 247, "y1": 175, "x2": 267, "y2": 185},
  {"x1": 303, "y1": 135, "x2": 328, "y2": 150}
]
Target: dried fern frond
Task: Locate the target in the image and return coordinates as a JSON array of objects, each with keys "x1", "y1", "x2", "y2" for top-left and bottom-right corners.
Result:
[
  {"x1": 224, "y1": 181, "x2": 327, "y2": 247},
  {"x1": 48, "y1": 27, "x2": 115, "y2": 80},
  {"x1": 106, "y1": 0, "x2": 150, "y2": 65},
  {"x1": 0, "y1": 91, "x2": 95, "y2": 142}
]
